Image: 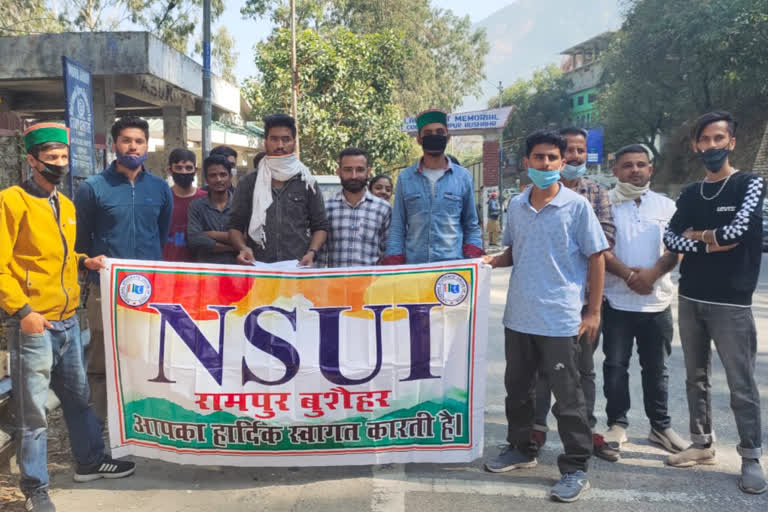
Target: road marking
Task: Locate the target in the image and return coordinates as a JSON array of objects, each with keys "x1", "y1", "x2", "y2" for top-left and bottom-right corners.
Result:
[
  {"x1": 484, "y1": 405, "x2": 506, "y2": 415},
  {"x1": 371, "y1": 464, "x2": 406, "y2": 512},
  {"x1": 396, "y1": 477, "x2": 699, "y2": 504}
]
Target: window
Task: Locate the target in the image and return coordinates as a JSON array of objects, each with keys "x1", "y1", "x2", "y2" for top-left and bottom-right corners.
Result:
[
  {"x1": 571, "y1": 97, "x2": 575, "y2": 108},
  {"x1": 578, "y1": 96, "x2": 584, "y2": 106},
  {"x1": 588, "y1": 93, "x2": 597, "y2": 103}
]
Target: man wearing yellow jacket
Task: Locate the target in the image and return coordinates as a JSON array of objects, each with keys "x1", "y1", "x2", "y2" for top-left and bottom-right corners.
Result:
[{"x1": 0, "y1": 124, "x2": 135, "y2": 512}]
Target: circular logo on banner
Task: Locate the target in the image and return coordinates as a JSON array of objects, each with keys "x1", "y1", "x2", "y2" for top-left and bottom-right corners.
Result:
[
  {"x1": 434, "y1": 273, "x2": 469, "y2": 306},
  {"x1": 118, "y1": 274, "x2": 152, "y2": 307}
]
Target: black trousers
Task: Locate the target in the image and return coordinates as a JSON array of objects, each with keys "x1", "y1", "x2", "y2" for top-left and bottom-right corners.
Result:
[
  {"x1": 602, "y1": 303, "x2": 673, "y2": 431},
  {"x1": 504, "y1": 328, "x2": 592, "y2": 473}
]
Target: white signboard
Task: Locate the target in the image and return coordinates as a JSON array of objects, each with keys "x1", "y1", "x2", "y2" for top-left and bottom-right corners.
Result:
[{"x1": 403, "y1": 107, "x2": 514, "y2": 134}]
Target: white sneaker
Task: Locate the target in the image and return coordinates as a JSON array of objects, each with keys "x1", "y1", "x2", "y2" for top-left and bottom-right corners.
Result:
[
  {"x1": 648, "y1": 428, "x2": 688, "y2": 453},
  {"x1": 603, "y1": 424, "x2": 628, "y2": 450},
  {"x1": 666, "y1": 446, "x2": 717, "y2": 467}
]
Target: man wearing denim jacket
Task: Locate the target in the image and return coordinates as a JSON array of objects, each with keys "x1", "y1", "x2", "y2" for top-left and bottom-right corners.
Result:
[{"x1": 382, "y1": 109, "x2": 483, "y2": 264}]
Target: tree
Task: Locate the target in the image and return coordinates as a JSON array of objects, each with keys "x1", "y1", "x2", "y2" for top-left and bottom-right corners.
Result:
[
  {"x1": 243, "y1": 28, "x2": 412, "y2": 175},
  {"x1": 599, "y1": 0, "x2": 768, "y2": 162},
  {"x1": 195, "y1": 26, "x2": 238, "y2": 84},
  {"x1": 129, "y1": 0, "x2": 225, "y2": 54},
  {"x1": 0, "y1": 1, "x2": 66, "y2": 35},
  {"x1": 488, "y1": 65, "x2": 573, "y2": 167},
  {"x1": 241, "y1": 0, "x2": 489, "y2": 114},
  {"x1": 66, "y1": 0, "x2": 130, "y2": 31}
]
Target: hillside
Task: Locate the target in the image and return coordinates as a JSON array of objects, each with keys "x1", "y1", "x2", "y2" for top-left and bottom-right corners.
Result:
[{"x1": 462, "y1": 0, "x2": 623, "y2": 111}]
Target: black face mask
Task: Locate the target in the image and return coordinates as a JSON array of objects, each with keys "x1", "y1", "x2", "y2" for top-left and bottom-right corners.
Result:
[
  {"x1": 698, "y1": 148, "x2": 730, "y2": 173},
  {"x1": 171, "y1": 172, "x2": 196, "y2": 188},
  {"x1": 35, "y1": 158, "x2": 68, "y2": 185},
  {"x1": 421, "y1": 134, "x2": 448, "y2": 154}
]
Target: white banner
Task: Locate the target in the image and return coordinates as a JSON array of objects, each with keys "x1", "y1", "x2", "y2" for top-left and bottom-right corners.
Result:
[{"x1": 101, "y1": 259, "x2": 490, "y2": 466}]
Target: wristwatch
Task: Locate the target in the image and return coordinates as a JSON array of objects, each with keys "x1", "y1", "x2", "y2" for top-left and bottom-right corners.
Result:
[{"x1": 307, "y1": 248, "x2": 318, "y2": 257}]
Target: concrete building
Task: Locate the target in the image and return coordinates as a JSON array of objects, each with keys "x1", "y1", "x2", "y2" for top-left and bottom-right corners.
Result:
[
  {"x1": 560, "y1": 32, "x2": 614, "y2": 129},
  {"x1": 146, "y1": 116, "x2": 264, "y2": 175},
  {"x1": 0, "y1": 31, "x2": 251, "y2": 174}
]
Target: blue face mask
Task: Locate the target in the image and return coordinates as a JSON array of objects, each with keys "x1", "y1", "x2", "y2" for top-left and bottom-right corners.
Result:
[
  {"x1": 116, "y1": 150, "x2": 148, "y2": 170},
  {"x1": 527, "y1": 167, "x2": 561, "y2": 189},
  {"x1": 561, "y1": 163, "x2": 586, "y2": 180}
]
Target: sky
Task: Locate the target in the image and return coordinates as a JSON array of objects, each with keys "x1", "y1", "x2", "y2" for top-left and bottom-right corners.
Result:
[{"x1": 225, "y1": 0, "x2": 515, "y2": 83}]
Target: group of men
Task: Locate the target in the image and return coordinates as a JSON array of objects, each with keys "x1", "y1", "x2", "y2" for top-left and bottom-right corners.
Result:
[
  {"x1": 484, "y1": 111, "x2": 765, "y2": 502},
  {"x1": 0, "y1": 109, "x2": 479, "y2": 511},
  {"x1": 0, "y1": 107, "x2": 764, "y2": 509}
]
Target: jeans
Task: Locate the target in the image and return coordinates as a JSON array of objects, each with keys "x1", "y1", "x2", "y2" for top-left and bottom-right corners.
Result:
[
  {"x1": 85, "y1": 283, "x2": 107, "y2": 422},
  {"x1": 601, "y1": 304, "x2": 673, "y2": 431},
  {"x1": 678, "y1": 296, "x2": 762, "y2": 458},
  {"x1": 504, "y1": 329, "x2": 592, "y2": 473},
  {"x1": 534, "y1": 311, "x2": 600, "y2": 431},
  {"x1": 9, "y1": 316, "x2": 105, "y2": 495}
]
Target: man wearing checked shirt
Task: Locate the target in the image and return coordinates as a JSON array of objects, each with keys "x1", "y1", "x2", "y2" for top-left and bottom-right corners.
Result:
[
  {"x1": 484, "y1": 130, "x2": 608, "y2": 503},
  {"x1": 323, "y1": 147, "x2": 391, "y2": 267}
]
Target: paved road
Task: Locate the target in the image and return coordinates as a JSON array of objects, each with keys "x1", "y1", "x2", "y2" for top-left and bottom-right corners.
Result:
[{"x1": 44, "y1": 258, "x2": 768, "y2": 511}]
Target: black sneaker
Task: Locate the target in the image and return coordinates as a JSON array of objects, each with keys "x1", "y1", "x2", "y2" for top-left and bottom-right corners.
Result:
[
  {"x1": 25, "y1": 490, "x2": 55, "y2": 512},
  {"x1": 74, "y1": 456, "x2": 136, "y2": 482}
]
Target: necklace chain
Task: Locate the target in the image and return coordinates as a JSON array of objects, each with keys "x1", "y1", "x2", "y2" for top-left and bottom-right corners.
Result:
[{"x1": 700, "y1": 173, "x2": 733, "y2": 201}]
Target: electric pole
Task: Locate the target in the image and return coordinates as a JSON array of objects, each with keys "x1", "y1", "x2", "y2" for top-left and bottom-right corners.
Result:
[
  {"x1": 202, "y1": 0, "x2": 212, "y2": 158},
  {"x1": 498, "y1": 81, "x2": 504, "y2": 201},
  {"x1": 290, "y1": 0, "x2": 300, "y2": 156}
]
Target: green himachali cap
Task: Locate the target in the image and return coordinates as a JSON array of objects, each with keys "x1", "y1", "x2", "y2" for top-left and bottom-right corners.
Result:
[
  {"x1": 416, "y1": 109, "x2": 448, "y2": 132},
  {"x1": 23, "y1": 123, "x2": 70, "y2": 153}
]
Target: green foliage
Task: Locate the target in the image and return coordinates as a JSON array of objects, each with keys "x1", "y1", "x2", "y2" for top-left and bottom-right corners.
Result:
[
  {"x1": 599, "y1": 0, "x2": 768, "y2": 165},
  {"x1": 194, "y1": 26, "x2": 238, "y2": 84},
  {"x1": 128, "y1": 0, "x2": 225, "y2": 55},
  {"x1": 65, "y1": 0, "x2": 129, "y2": 31},
  {"x1": 488, "y1": 65, "x2": 573, "y2": 167},
  {"x1": 241, "y1": 0, "x2": 489, "y2": 114},
  {"x1": 243, "y1": 28, "x2": 412, "y2": 175},
  {"x1": 0, "y1": 0, "x2": 66, "y2": 35}
]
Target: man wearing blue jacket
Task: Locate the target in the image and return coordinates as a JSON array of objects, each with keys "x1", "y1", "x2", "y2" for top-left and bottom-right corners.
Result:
[
  {"x1": 382, "y1": 109, "x2": 483, "y2": 264},
  {"x1": 74, "y1": 116, "x2": 172, "y2": 421}
]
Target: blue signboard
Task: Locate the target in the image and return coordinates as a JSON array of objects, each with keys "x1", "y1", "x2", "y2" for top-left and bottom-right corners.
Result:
[
  {"x1": 62, "y1": 57, "x2": 96, "y2": 190},
  {"x1": 586, "y1": 127, "x2": 604, "y2": 164}
]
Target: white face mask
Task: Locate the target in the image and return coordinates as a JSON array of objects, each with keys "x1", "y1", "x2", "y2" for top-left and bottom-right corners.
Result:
[{"x1": 609, "y1": 181, "x2": 650, "y2": 204}]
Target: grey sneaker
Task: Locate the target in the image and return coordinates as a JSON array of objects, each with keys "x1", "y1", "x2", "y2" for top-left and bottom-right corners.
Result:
[
  {"x1": 25, "y1": 490, "x2": 55, "y2": 512},
  {"x1": 666, "y1": 445, "x2": 717, "y2": 467},
  {"x1": 603, "y1": 424, "x2": 628, "y2": 450},
  {"x1": 739, "y1": 458, "x2": 767, "y2": 494},
  {"x1": 550, "y1": 470, "x2": 590, "y2": 502},
  {"x1": 649, "y1": 427, "x2": 688, "y2": 453},
  {"x1": 484, "y1": 445, "x2": 537, "y2": 473}
]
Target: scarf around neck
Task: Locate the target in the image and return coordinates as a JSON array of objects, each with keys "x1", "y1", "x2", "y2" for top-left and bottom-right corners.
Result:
[
  {"x1": 248, "y1": 153, "x2": 316, "y2": 248},
  {"x1": 609, "y1": 181, "x2": 650, "y2": 204}
]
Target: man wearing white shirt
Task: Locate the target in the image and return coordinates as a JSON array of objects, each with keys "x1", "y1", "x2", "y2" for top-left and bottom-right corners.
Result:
[{"x1": 601, "y1": 144, "x2": 688, "y2": 459}]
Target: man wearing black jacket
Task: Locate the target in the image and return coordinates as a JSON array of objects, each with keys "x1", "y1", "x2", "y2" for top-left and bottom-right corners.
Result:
[{"x1": 663, "y1": 111, "x2": 766, "y2": 494}]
